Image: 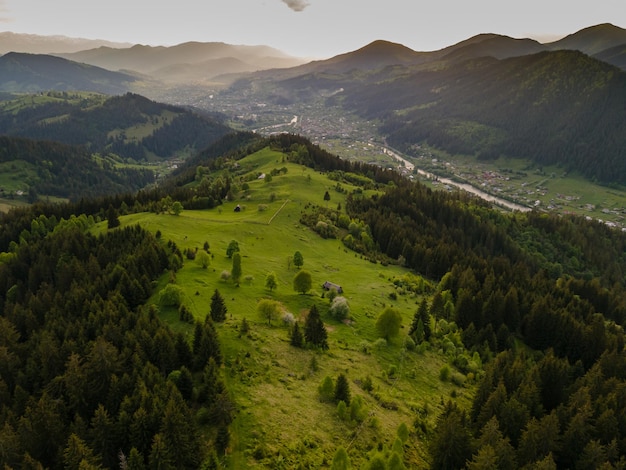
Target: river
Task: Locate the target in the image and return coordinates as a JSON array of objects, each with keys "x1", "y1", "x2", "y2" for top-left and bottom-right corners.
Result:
[{"x1": 383, "y1": 146, "x2": 531, "y2": 212}]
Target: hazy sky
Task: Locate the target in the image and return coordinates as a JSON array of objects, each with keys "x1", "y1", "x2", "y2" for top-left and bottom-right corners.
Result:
[{"x1": 1, "y1": 0, "x2": 624, "y2": 58}]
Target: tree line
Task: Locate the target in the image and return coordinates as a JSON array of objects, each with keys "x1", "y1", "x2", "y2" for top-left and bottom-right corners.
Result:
[{"x1": 0, "y1": 218, "x2": 229, "y2": 468}]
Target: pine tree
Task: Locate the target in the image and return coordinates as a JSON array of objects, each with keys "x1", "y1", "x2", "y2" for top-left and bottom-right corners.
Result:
[
  {"x1": 334, "y1": 373, "x2": 351, "y2": 405},
  {"x1": 304, "y1": 305, "x2": 328, "y2": 349},
  {"x1": 63, "y1": 433, "x2": 101, "y2": 470},
  {"x1": 107, "y1": 205, "x2": 120, "y2": 229},
  {"x1": 419, "y1": 298, "x2": 432, "y2": 340},
  {"x1": 193, "y1": 319, "x2": 222, "y2": 371},
  {"x1": 126, "y1": 448, "x2": 145, "y2": 470},
  {"x1": 159, "y1": 392, "x2": 202, "y2": 469},
  {"x1": 210, "y1": 289, "x2": 227, "y2": 322},
  {"x1": 409, "y1": 298, "x2": 428, "y2": 339},
  {"x1": 331, "y1": 447, "x2": 351, "y2": 470},
  {"x1": 291, "y1": 321, "x2": 304, "y2": 348}
]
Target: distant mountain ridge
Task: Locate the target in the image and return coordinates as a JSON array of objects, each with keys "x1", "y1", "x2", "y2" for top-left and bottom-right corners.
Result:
[
  {"x1": 0, "y1": 92, "x2": 232, "y2": 161},
  {"x1": 546, "y1": 23, "x2": 626, "y2": 55},
  {"x1": 0, "y1": 52, "x2": 138, "y2": 94},
  {"x1": 55, "y1": 42, "x2": 309, "y2": 82},
  {"x1": 228, "y1": 23, "x2": 626, "y2": 184},
  {"x1": 297, "y1": 23, "x2": 626, "y2": 73},
  {"x1": 0, "y1": 31, "x2": 131, "y2": 54}
]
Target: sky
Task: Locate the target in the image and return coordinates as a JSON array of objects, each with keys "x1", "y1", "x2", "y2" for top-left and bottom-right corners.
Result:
[{"x1": 1, "y1": 0, "x2": 624, "y2": 59}]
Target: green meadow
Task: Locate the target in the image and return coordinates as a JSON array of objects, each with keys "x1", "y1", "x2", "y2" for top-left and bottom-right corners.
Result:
[{"x1": 111, "y1": 147, "x2": 476, "y2": 468}]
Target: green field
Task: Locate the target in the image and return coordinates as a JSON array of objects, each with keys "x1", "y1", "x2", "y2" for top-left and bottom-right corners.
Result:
[{"x1": 108, "y1": 147, "x2": 475, "y2": 468}]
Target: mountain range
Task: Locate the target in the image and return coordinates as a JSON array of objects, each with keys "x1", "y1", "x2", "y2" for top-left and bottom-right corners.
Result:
[
  {"x1": 233, "y1": 23, "x2": 626, "y2": 183},
  {"x1": 1, "y1": 23, "x2": 626, "y2": 183},
  {"x1": 0, "y1": 31, "x2": 131, "y2": 54}
]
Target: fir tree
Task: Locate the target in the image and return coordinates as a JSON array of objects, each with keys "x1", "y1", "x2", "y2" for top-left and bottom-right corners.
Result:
[
  {"x1": 304, "y1": 304, "x2": 328, "y2": 349},
  {"x1": 210, "y1": 289, "x2": 227, "y2": 322},
  {"x1": 193, "y1": 319, "x2": 222, "y2": 370},
  {"x1": 291, "y1": 321, "x2": 304, "y2": 348},
  {"x1": 334, "y1": 373, "x2": 351, "y2": 405},
  {"x1": 410, "y1": 298, "x2": 431, "y2": 340},
  {"x1": 107, "y1": 205, "x2": 120, "y2": 229}
]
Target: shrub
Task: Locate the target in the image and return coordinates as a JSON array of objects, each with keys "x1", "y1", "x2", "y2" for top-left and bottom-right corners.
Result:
[
  {"x1": 373, "y1": 338, "x2": 388, "y2": 350},
  {"x1": 350, "y1": 395, "x2": 366, "y2": 423},
  {"x1": 282, "y1": 312, "x2": 295, "y2": 325},
  {"x1": 178, "y1": 305, "x2": 194, "y2": 323},
  {"x1": 329, "y1": 296, "x2": 350, "y2": 321},
  {"x1": 451, "y1": 373, "x2": 466, "y2": 387},
  {"x1": 439, "y1": 365, "x2": 451, "y2": 382},
  {"x1": 397, "y1": 422, "x2": 410, "y2": 443},
  {"x1": 361, "y1": 375, "x2": 373, "y2": 392},
  {"x1": 375, "y1": 307, "x2": 402, "y2": 340},
  {"x1": 337, "y1": 401, "x2": 348, "y2": 421},
  {"x1": 239, "y1": 317, "x2": 250, "y2": 336},
  {"x1": 319, "y1": 376, "x2": 334, "y2": 402},
  {"x1": 159, "y1": 284, "x2": 183, "y2": 307}
]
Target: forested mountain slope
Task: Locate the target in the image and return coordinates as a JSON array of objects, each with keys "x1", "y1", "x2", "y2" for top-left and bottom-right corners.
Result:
[
  {"x1": 0, "y1": 92, "x2": 232, "y2": 162},
  {"x1": 339, "y1": 50, "x2": 626, "y2": 182},
  {"x1": 2, "y1": 134, "x2": 626, "y2": 468},
  {"x1": 0, "y1": 52, "x2": 137, "y2": 94},
  {"x1": 0, "y1": 135, "x2": 154, "y2": 201}
]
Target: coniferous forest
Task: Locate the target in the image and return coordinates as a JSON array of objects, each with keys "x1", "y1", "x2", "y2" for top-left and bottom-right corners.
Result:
[{"x1": 3, "y1": 133, "x2": 626, "y2": 468}]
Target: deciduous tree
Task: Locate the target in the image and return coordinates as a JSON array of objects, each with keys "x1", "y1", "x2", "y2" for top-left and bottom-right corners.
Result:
[
  {"x1": 293, "y1": 270, "x2": 312, "y2": 294},
  {"x1": 293, "y1": 250, "x2": 304, "y2": 269},
  {"x1": 265, "y1": 272, "x2": 278, "y2": 292},
  {"x1": 257, "y1": 299, "x2": 281, "y2": 327},
  {"x1": 231, "y1": 252, "x2": 242, "y2": 286},
  {"x1": 376, "y1": 307, "x2": 402, "y2": 341}
]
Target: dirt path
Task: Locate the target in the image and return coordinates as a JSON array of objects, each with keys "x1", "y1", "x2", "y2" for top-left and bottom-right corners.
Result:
[{"x1": 268, "y1": 199, "x2": 290, "y2": 224}]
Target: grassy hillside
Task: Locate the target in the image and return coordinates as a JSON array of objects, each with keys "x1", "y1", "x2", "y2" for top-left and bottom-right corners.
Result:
[{"x1": 111, "y1": 147, "x2": 476, "y2": 468}]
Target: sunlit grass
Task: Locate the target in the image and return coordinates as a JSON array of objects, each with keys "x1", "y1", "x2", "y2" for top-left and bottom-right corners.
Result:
[{"x1": 109, "y1": 147, "x2": 474, "y2": 468}]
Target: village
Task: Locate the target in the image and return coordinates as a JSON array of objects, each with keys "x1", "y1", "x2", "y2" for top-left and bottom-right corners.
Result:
[{"x1": 191, "y1": 87, "x2": 626, "y2": 232}]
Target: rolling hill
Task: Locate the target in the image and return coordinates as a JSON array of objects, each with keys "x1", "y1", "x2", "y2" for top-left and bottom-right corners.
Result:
[
  {"x1": 3, "y1": 132, "x2": 626, "y2": 468},
  {"x1": 0, "y1": 91, "x2": 232, "y2": 162}
]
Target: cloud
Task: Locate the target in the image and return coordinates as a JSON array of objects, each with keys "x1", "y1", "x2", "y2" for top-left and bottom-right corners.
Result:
[{"x1": 282, "y1": 0, "x2": 310, "y2": 12}]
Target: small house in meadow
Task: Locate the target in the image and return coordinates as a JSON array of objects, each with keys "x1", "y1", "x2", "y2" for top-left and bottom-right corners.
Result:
[{"x1": 322, "y1": 281, "x2": 343, "y2": 294}]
